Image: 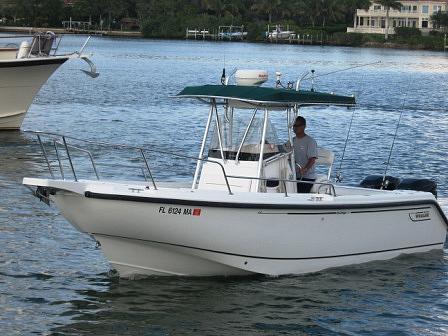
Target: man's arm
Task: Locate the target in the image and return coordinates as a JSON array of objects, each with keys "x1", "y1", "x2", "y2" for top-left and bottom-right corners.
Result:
[{"x1": 300, "y1": 157, "x2": 316, "y2": 176}]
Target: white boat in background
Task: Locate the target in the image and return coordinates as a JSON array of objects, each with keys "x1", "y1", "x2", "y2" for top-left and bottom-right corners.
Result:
[
  {"x1": 0, "y1": 32, "x2": 98, "y2": 130},
  {"x1": 267, "y1": 25, "x2": 295, "y2": 40},
  {"x1": 23, "y1": 70, "x2": 447, "y2": 278}
]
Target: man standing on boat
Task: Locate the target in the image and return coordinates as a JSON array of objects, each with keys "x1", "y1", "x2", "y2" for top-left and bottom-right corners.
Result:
[{"x1": 293, "y1": 116, "x2": 318, "y2": 193}]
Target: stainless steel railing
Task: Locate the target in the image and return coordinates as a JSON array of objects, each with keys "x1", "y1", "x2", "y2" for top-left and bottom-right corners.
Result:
[
  {"x1": 26, "y1": 130, "x2": 336, "y2": 197},
  {"x1": 26, "y1": 130, "x2": 233, "y2": 194}
]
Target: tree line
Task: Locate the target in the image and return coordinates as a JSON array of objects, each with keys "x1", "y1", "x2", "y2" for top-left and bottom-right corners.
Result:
[{"x1": 0, "y1": 0, "x2": 372, "y2": 37}]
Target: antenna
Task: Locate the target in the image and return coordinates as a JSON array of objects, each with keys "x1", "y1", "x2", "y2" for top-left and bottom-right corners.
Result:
[
  {"x1": 220, "y1": 46, "x2": 227, "y2": 85},
  {"x1": 221, "y1": 68, "x2": 226, "y2": 85},
  {"x1": 310, "y1": 69, "x2": 315, "y2": 91},
  {"x1": 313, "y1": 61, "x2": 381, "y2": 80},
  {"x1": 295, "y1": 61, "x2": 381, "y2": 91}
]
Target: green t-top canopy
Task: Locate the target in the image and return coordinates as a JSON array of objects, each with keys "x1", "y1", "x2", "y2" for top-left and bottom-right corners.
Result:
[{"x1": 176, "y1": 85, "x2": 356, "y2": 108}]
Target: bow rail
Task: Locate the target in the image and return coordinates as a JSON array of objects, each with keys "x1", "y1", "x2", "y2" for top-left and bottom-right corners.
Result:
[{"x1": 25, "y1": 130, "x2": 336, "y2": 197}]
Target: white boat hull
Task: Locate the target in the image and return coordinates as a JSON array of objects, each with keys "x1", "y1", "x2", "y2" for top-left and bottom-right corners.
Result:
[
  {"x1": 95, "y1": 235, "x2": 442, "y2": 277},
  {"x1": 25, "y1": 179, "x2": 447, "y2": 277},
  {"x1": 0, "y1": 57, "x2": 68, "y2": 130}
]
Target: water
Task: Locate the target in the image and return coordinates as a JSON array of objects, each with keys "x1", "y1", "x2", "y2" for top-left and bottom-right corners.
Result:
[{"x1": 1, "y1": 36, "x2": 448, "y2": 335}]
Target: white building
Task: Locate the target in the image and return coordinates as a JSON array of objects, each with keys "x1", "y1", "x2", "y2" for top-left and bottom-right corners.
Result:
[{"x1": 347, "y1": 1, "x2": 448, "y2": 35}]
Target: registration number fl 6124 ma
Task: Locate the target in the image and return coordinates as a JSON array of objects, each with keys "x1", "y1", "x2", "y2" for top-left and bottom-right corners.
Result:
[{"x1": 158, "y1": 206, "x2": 202, "y2": 216}]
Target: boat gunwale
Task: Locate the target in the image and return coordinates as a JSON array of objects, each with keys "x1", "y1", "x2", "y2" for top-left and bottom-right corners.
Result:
[
  {"x1": 82, "y1": 190, "x2": 448, "y2": 228},
  {"x1": 0, "y1": 56, "x2": 69, "y2": 68}
]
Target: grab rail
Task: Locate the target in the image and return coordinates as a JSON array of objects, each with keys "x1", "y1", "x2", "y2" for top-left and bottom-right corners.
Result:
[
  {"x1": 27, "y1": 130, "x2": 233, "y2": 195},
  {"x1": 55, "y1": 140, "x2": 100, "y2": 180},
  {"x1": 263, "y1": 151, "x2": 292, "y2": 165},
  {"x1": 27, "y1": 131, "x2": 337, "y2": 197},
  {"x1": 226, "y1": 175, "x2": 337, "y2": 197}
]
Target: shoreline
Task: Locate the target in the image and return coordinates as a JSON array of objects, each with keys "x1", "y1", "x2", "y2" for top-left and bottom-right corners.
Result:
[
  {"x1": 1, "y1": 25, "x2": 446, "y2": 52},
  {"x1": 0, "y1": 26, "x2": 142, "y2": 37}
]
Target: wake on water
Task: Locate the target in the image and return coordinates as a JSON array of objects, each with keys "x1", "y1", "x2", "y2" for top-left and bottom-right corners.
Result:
[{"x1": 438, "y1": 197, "x2": 448, "y2": 214}]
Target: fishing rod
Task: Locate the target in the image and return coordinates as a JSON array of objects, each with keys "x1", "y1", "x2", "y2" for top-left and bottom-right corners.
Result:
[
  {"x1": 381, "y1": 111, "x2": 403, "y2": 189},
  {"x1": 332, "y1": 64, "x2": 373, "y2": 183},
  {"x1": 381, "y1": 82, "x2": 411, "y2": 189},
  {"x1": 335, "y1": 108, "x2": 357, "y2": 183},
  {"x1": 295, "y1": 60, "x2": 381, "y2": 91}
]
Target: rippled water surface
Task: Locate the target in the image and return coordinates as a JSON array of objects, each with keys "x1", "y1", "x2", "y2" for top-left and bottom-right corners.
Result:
[{"x1": 1, "y1": 36, "x2": 448, "y2": 335}]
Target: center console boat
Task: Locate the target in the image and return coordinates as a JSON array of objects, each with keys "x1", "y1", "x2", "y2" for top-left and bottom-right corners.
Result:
[{"x1": 22, "y1": 69, "x2": 447, "y2": 277}]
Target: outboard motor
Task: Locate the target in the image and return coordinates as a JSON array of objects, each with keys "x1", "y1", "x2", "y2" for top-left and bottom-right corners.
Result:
[
  {"x1": 397, "y1": 178, "x2": 437, "y2": 198},
  {"x1": 359, "y1": 175, "x2": 400, "y2": 191},
  {"x1": 17, "y1": 41, "x2": 31, "y2": 59}
]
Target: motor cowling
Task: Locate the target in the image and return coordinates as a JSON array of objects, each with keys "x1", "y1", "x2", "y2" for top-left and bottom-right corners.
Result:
[
  {"x1": 359, "y1": 175, "x2": 438, "y2": 198},
  {"x1": 359, "y1": 175, "x2": 400, "y2": 191},
  {"x1": 17, "y1": 41, "x2": 31, "y2": 59},
  {"x1": 397, "y1": 178, "x2": 437, "y2": 197}
]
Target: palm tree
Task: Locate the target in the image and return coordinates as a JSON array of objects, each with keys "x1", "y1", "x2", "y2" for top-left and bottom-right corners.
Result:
[
  {"x1": 250, "y1": 0, "x2": 282, "y2": 24},
  {"x1": 376, "y1": 0, "x2": 402, "y2": 40},
  {"x1": 341, "y1": 0, "x2": 371, "y2": 24},
  {"x1": 320, "y1": 0, "x2": 345, "y2": 27},
  {"x1": 301, "y1": 0, "x2": 319, "y2": 27}
]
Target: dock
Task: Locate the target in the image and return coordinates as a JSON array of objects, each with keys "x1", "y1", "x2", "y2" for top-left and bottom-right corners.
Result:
[
  {"x1": 185, "y1": 28, "x2": 214, "y2": 40},
  {"x1": 185, "y1": 25, "x2": 247, "y2": 41},
  {"x1": 266, "y1": 25, "x2": 325, "y2": 45}
]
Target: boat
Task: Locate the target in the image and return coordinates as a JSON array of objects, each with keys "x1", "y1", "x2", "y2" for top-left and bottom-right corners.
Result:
[
  {"x1": 23, "y1": 70, "x2": 447, "y2": 277},
  {"x1": 267, "y1": 25, "x2": 295, "y2": 40},
  {"x1": 218, "y1": 31, "x2": 248, "y2": 39},
  {"x1": 0, "y1": 31, "x2": 98, "y2": 130}
]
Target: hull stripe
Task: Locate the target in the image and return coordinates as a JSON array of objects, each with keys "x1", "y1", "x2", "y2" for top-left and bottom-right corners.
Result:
[
  {"x1": 0, "y1": 57, "x2": 68, "y2": 68},
  {"x1": 257, "y1": 206, "x2": 432, "y2": 215},
  {"x1": 94, "y1": 233, "x2": 444, "y2": 260}
]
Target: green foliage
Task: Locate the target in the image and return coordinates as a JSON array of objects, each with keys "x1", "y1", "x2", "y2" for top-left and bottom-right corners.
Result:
[
  {"x1": 246, "y1": 21, "x2": 266, "y2": 41},
  {"x1": 330, "y1": 32, "x2": 364, "y2": 46},
  {"x1": 375, "y1": 0, "x2": 403, "y2": 11},
  {"x1": 394, "y1": 27, "x2": 421, "y2": 38},
  {"x1": 324, "y1": 23, "x2": 348, "y2": 34},
  {"x1": 339, "y1": 30, "x2": 445, "y2": 50},
  {"x1": 11, "y1": 0, "x2": 64, "y2": 26},
  {"x1": 429, "y1": 30, "x2": 443, "y2": 37},
  {"x1": 0, "y1": 0, "x2": 445, "y2": 51},
  {"x1": 1, "y1": 0, "x2": 373, "y2": 31},
  {"x1": 140, "y1": 0, "x2": 244, "y2": 38},
  {"x1": 431, "y1": 10, "x2": 448, "y2": 32}
]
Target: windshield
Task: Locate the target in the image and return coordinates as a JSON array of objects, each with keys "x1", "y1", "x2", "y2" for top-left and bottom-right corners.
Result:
[{"x1": 208, "y1": 111, "x2": 282, "y2": 161}]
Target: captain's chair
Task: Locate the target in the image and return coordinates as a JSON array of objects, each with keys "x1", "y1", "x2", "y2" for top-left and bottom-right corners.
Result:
[{"x1": 310, "y1": 148, "x2": 334, "y2": 193}]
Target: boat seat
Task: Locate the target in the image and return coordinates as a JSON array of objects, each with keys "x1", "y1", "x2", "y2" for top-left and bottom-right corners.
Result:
[
  {"x1": 310, "y1": 148, "x2": 334, "y2": 194},
  {"x1": 30, "y1": 32, "x2": 56, "y2": 56}
]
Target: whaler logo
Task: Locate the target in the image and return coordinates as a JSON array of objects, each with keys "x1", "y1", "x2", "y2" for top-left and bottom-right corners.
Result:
[{"x1": 409, "y1": 210, "x2": 430, "y2": 222}]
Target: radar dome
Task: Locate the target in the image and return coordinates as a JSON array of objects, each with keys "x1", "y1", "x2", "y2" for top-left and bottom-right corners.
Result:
[{"x1": 235, "y1": 70, "x2": 268, "y2": 86}]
